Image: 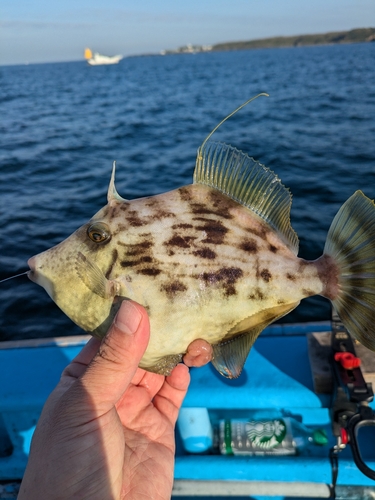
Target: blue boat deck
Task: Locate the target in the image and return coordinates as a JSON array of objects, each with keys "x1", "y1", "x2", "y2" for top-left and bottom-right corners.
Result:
[{"x1": 1, "y1": 322, "x2": 375, "y2": 499}]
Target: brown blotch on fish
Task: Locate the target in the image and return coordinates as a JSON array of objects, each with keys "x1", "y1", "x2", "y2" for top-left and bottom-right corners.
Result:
[
  {"x1": 193, "y1": 216, "x2": 212, "y2": 222},
  {"x1": 240, "y1": 238, "x2": 258, "y2": 254},
  {"x1": 153, "y1": 208, "x2": 176, "y2": 220},
  {"x1": 145, "y1": 199, "x2": 158, "y2": 208},
  {"x1": 101, "y1": 204, "x2": 129, "y2": 219},
  {"x1": 112, "y1": 224, "x2": 128, "y2": 236},
  {"x1": 269, "y1": 244, "x2": 278, "y2": 253},
  {"x1": 193, "y1": 247, "x2": 217, "y2": 260},
  {"x1": 260, "y1": 269, "x2": 272, "y2": 282},
  {"x1": 224, "y1": 284, "x2": 237, "y2": 296},
  {"x1": 196, "y1": 220, "x2": 229, "y2": 245},
  {"x1": 125, "y1": 241, "x2": 153, "y2": 256},
  {"x1": 249, "y1": 288, "x2": 265, "y2": 301},
  {"x1": 200, "y1": 267, "x2": 243, "y2": 297},
  {"x1": 120, "y1": 255, "x2": 153, "y2": 268},
  {"x1": 140, "y1": 256, "x2": 153, "y2": 263},
  {"x1": 190, "y1": 201, "x2": 233, "y2": 220},
  {"x1": 302, "y1": 288, "x2": 314, "y2": 297},
  {"x1": 201, "y1": 267, "x2": 243, "y2": 285},
  {"x1": 165, "y1": 235, "x2": 195, "y2": 249},
  {"x1": 178, "y1": 186, "x2": 192, "y2": 202},
  {"x1": 208, "y1": 190, "x2": 235, "y2": 218},
  {"x1": 121, "y1": 260, "x2": 135, "y2": 268},
  {"x1": 111, "y1": 204, "x2": 128, "y2": 219},
  {"x1": 137, "y1": 268, "x2": 161, "y2": 277},
  {"x1": 190, "y1": 202, "x2": 215, "y2": 216},
  {"x1": 143, "y1": 303, "x2": 151, "y2": 315},
  {"x1": 246, "y1": 224, "x2": 269, "y2": 240},
  {"x1": 161, "y1": 280, "x2": 188, "y2": 298},
  {"x1": 286, "y1": 273, "x2": 296, "y2": 281},
  {"x1": 209, "y1": 190, "x2": 225, "y2": 207},
  {"x1": 126, "y1": 210, "x2": 146, "y2": 227},
  {"x1": 172, "y1": 223, "x2": 193, "y2": 230}
]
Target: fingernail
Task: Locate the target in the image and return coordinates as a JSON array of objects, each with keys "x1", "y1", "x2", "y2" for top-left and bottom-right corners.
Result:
[{"x1": 115, "y1": 301, "x2": 142, "y2": 335}]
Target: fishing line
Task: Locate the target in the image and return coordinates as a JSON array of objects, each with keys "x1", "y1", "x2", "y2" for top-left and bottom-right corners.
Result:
[{"x1": 0, "y1": 271, "x2": 29, "y2": 284}]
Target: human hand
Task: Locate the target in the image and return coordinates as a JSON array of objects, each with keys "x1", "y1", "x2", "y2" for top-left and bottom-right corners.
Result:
[{"x1": 18, "y1": 300, "x2": 190, "y2": 500}]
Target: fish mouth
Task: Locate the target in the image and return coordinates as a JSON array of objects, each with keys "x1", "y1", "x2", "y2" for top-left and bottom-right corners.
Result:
[
  {"x1": 27, "y1": 270, "x2": 36, "y2": 283},
  {"x1": 27, "y1": 255, "x2": 55, "y2": 299},
  {"x1": 27, "y1": 256, "x2": 38, "y2": 283}
]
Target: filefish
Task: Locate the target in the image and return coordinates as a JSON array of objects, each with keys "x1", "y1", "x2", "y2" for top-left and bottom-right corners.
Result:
[{"x1": 27, "y1": 98, "x2": 375, "y2": 378}]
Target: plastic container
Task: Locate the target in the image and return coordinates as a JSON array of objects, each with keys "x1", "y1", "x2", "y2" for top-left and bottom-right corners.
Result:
[{"x1": 177, "y1": 408, "x2": 213, "y2": 453}]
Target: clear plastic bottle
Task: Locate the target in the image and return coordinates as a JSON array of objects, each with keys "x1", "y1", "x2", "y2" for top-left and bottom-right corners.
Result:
[{"x1": 219, "y1": 417, "x2": 328, "y2": 456}]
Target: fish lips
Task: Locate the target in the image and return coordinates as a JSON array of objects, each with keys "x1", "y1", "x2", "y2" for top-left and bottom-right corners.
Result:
[
  {"x1": 27, "y1": 255, "x2": 55, "y2": 300},
  {"x1": 27, "y1": 256, "x2": 37, "y2": 282}
]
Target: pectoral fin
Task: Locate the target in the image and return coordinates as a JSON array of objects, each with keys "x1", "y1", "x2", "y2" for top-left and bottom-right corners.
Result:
[{"x1": 75, "y1": 252, "x2": 118, "y2": 299}]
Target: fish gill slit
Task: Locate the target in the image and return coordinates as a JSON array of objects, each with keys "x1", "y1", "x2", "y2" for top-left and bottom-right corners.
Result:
[{"x1": 105, "y1": 248, "x2": 119, "y2": 278}]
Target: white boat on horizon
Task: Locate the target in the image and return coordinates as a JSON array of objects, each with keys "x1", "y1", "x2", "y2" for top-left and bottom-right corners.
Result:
[{"x1": 84, "y1": 48, "x2": 123, "y2": 66}]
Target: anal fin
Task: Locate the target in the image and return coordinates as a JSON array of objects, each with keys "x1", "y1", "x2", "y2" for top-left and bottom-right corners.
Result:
[
  {"x1": 212, "y1": 302, "x2": 300, "y2": 378},
  {"x1": 212, "y1": 326, "x2": 263, "y2": 379}
]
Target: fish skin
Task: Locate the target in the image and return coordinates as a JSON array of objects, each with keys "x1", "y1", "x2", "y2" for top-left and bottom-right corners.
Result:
[{"x1": 28, "y1": 181, "x2": 330, "y2": 375}]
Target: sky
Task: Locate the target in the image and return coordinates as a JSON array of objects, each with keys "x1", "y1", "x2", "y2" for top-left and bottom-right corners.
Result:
[{"x1": 1, "y1": 0, "x2": 374, "y2": 65}]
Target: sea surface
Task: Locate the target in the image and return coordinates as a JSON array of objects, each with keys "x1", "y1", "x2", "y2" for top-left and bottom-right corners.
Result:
[{"x1": 0, "y1": 43, "x2": 374, "y2": 341}]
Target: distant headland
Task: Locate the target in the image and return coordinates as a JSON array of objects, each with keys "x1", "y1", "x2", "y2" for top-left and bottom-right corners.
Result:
[{"x1": 161, "y1": 27, "x2": 375, "y2": 55}]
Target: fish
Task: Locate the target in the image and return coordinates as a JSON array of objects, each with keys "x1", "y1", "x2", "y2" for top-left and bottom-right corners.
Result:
[{"x1": 27, "y1": 97, "x2": 375, "y2": 379}]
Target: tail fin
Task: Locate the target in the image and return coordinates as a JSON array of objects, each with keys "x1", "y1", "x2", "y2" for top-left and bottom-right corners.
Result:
[{"x1": 324, "y1": 190, "x2": 375, "y2": 350}]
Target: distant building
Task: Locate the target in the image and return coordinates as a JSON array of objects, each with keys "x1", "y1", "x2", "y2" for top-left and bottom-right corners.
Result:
[{"x1": 161, "y1": 44, "x2": 213, "y2": 55}]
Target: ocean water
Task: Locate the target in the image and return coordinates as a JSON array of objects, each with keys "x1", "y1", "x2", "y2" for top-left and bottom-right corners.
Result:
[{"x1": 0, "y1": 42, "x2": 374, "y2": 341}]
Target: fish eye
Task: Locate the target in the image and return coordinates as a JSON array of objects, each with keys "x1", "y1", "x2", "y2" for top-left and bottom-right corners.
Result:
[{"x1": 87, "y1": 223, "x2": 111, "y2": 244}]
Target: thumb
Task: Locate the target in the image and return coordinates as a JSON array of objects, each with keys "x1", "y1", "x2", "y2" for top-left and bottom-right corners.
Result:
[{"x1": 80, "y1": 300, "x2": 150, "y2": 410}]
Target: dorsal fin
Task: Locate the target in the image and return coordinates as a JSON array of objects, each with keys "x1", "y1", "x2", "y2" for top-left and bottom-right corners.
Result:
[
  {"x1": 194, "y1": 141, "x2": 299, "y2": 254},
  {"x1": 108, "y1": 161, "x2": 127, "y2": 203}
]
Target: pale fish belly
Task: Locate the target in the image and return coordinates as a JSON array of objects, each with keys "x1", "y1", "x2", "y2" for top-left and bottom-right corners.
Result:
[{"x1": 101, "y1": 184, "x2": 324, "y2": 371}]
